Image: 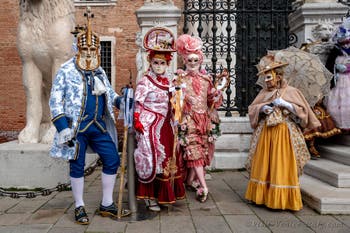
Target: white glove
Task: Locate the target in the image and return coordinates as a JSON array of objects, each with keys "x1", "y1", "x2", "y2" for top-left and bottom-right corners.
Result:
[
  {"x1": 213, "y1": 90, "x2": 222, "y2": 102},
  {"x1": 260, "y1": 105, "x2": 273, "y2": 115},
  {"x1": 57, "y1": 128, "x2": 73, "y2": 145},
  {"x1": 272, "y1": 98, "x2": 295, "y2": 113},
  {"x1": 336, "y1": 63, "x2": 347, "y2": 73}
]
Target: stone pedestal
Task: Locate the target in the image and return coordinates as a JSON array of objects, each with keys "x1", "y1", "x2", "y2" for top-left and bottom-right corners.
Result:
[
  {"x1": 135, "y1": 3, "x2": 181, "y2": 73},
  {"x1": 212, "y1": 116, "x2": 252, "y2": 170},
  {"x1": 0, "y1": 141, "x2": 98, "y2": 189},
  {"x1": 289, "y1": 1, "x2": 347, "y2": 48}
]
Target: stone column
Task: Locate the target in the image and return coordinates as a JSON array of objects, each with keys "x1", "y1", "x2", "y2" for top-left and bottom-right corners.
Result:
[
  {"x1": 135, "y1": 1, "x2": 181, "y2": 77},
  {"x1": 289, "y1": 0, "x2": 348, "y2": 48}
]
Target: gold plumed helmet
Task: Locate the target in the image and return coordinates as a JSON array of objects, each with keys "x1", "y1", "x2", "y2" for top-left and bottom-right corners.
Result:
[{"x1": 76, "y1": 7, "x2": 101, "y2": 71}]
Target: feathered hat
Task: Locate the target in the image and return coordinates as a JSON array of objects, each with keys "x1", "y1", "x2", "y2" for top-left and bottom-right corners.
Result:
[
  {"x1": 176, "y1": 34, "x2": 204, "y2": 62},
  {"x1": 256, "y1": 54, "x2": 288, "y2": 76},
  {"x1": 333, "y1": 17, "x2": 350, "y2": 45}
]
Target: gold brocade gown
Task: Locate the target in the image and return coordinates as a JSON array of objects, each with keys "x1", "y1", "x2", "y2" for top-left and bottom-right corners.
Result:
[{"x1": 245, "y1": 121, "x2": 303, "y2": 211}]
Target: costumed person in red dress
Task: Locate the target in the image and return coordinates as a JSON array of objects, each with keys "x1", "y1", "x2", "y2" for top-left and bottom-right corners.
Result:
[
  {"x1": 175, "y1": 34, "x2": 223, "y2": 203},
  {"x1": 133, "y1": 27, "x2": 186, "y2": 212}
]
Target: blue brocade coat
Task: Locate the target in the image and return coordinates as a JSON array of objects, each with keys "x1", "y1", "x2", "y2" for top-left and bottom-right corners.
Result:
[{"x1": 49, "y1": 58, "x2": 119, "y2": 160}]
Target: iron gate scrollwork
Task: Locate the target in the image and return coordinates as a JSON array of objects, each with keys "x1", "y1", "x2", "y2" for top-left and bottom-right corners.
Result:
[{"x1": 183, "y1": 0, "x2": 296, "y2": 116}]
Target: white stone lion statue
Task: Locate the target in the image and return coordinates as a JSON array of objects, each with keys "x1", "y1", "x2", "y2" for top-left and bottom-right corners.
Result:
[
  {"x1": 17, "y1": 0, "x2": 75, "y2": 144},
  {"x1": 309, "y1": 22, "x2": 335, "y2": 64}
]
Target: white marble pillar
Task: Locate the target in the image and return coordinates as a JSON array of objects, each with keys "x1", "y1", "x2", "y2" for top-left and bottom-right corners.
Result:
[
  {"x1": 135, "y1": 1, "x2": 181, "y2": 78},
  {"x1": 289, "y1": 0, "x2": 348, "y2": 48}
]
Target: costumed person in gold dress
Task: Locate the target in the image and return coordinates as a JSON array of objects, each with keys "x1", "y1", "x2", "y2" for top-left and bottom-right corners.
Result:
[
  {"x1": 133, "y1": 27, "x2": 186, "y2": 212},
  {"x1": 245, "y1": 55, "x2": 320, "y2": 211},
  {"x1": 175, "y1": 34, "x2": 223, "y2": 203}
]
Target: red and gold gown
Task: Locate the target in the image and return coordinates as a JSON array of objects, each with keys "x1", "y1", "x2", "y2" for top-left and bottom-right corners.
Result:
[{"x1": 134, "y1": 70, "x2": 185, "y2": 204}]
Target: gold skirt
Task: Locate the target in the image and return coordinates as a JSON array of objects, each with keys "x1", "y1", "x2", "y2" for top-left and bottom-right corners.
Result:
[{"x1": 245, "y1": 122, "x2": 302, "y2": 211}]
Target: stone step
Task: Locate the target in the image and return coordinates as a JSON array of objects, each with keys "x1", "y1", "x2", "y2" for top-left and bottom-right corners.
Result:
[
  {"x1": 212, "y1": 116, "x2": 251, "y2": 170},
  {"x1": 215, "y1": 134, "x2": 251, "y2": 152},
  {"x1": 318, "y1": 144, "x2": 350, "y2": 166},
  {"x1": 304, "y1": 159, "x2": 350, "y2": 188},
  {"x1": 330, "y1": 134, "x2": 350, "y2": 146},
  {"x1": 219, "y1": 116, "x2": 252, "y2": 134},
  {"x1": 212, "y1": 151, "x2": 248, "y2": 170},
  {"x1": 300, "y1": 174, "x2": 350, "y2": 214}
]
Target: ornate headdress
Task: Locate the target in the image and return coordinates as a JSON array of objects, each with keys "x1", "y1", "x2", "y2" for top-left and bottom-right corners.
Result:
[
  {"x1": 75, "y1": 7, "x2": 101, "y2": 71},
  {"x1": 175, "y1": 34, "x2": 204, "y2": 63},
  {"x1": 143, "y1": 27, "x2": 176, "y2": 64},
  {"x1": 333, "y1": 17, "x2": 350, "y2": 46},
  {"x1": 143, "y1": 27, "x2": 176, "y2": 52}
]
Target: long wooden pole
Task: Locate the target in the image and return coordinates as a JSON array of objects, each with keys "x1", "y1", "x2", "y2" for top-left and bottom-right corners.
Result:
[
  {"x1": 127, "y1": 130, "x2": 137, "y2": 213},
  {"x1": 117, "y1": 125, "x2": 128, "y2": 219},
  {"x1": 170, "y1": 126, "x2": 178, "y2": 188}
]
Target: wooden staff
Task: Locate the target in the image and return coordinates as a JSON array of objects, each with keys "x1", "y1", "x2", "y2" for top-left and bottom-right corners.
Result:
[
  {"x1": 117, "y1": 122, "x2": 128, "y2": 219},
  {"x1": 210, "y1": 68, "x2": 229, "y2": 111},
  {"x1": 117, "y1": 86, "x2": 133, "y2": 219},
  {"x1": 169, "y1": 73, "x2": 184, "y2": 188}
]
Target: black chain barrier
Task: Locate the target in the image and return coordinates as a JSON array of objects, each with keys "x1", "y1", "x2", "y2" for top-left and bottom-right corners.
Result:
[{"x1": 0, "y1": 158, "x2": 102, "y2": 198}]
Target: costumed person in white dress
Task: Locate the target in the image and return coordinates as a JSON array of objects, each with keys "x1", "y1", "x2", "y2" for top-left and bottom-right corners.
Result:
[
  {"x1": 175, "y1": 34, "x2": 223, "y2": 203},
  {"x1": 49, "y1": 10, "x2": 130, "y2": 225},
  {"x1": 326, "y1": 17, "x2": 350, "y2": 132},
  {"x1": 133, "y1": 27, "x2": 186, "y2": 212}
]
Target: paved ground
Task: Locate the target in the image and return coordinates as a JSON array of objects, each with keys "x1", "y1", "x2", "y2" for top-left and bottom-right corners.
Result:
[{"x1": 1, "y1": 168, "x2": 350, "y2": 233}]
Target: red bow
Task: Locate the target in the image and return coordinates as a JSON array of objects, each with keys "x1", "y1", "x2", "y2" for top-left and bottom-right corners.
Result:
[{"x1": 156, "y1": 76, "x2": 169, "y2": 85}]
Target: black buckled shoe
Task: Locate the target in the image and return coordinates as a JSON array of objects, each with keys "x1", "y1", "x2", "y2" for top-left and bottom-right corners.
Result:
[
  {"x1": 74, "y1": 206, "x2": 89, "y2": 225},
  {"x1": 97, "y1": 202, "x2": 131, "y2": 218}
]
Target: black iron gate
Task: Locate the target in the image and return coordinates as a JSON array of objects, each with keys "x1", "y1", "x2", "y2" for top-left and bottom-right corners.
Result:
[{"x1": 183, "y1": 0, "x2": 297, "y2": 116}]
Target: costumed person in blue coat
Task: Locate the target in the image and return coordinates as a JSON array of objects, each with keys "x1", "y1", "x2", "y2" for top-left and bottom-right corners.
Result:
[{"x1": 49, "y1": 10, "x2": 130, "y2": 225}]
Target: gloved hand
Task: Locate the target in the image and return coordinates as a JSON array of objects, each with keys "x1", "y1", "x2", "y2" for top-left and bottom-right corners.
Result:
[
  {"x1": 336, "y1": 63, "x2": 348, "y2": 73},
  {"x1": 133, "y1": 112, "x2": 144, "y2": 134},
  {"x1": 57, "y1": 128, "x2": 73, "y2": 145},
  {"x1": 213, "y1": 89, "x2": 222, "y2": 102},
  {"x1": 260, "y1": 105, "x2": 273, "y2": 115},
  {"x1": 272, "y1": 98, "x2": 294, "y2": 113}
]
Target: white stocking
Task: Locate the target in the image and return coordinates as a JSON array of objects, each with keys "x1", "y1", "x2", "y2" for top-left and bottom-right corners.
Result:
[
  {"x1": 194, "y1": 166, "x2": 208, "y2": 190},
  {"x1": 101, "y1": 172, "x2": 116, "y2": 207},
  {"x1": 70, "y1": 177, "x2": 85, "y2": 208}
]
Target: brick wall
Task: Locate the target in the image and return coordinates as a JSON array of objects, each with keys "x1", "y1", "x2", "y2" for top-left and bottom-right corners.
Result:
[
  {"x1": 0, "y1": 0, "x2": 184, "y2": 134},
  {"x1": 0, "y1": 1, "x2": 24, "y2": 131}
]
